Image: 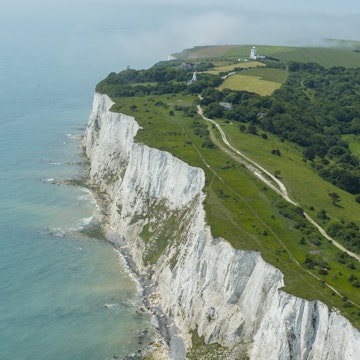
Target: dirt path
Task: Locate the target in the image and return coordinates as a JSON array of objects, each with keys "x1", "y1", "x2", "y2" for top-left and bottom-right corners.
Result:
[{"x1": 197, "y1": 105, "x2": 360, "y2": 263}]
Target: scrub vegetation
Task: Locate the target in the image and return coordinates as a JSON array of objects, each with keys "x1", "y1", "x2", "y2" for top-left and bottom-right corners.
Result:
[{"x1": 96, "y1": 44, "x2": 360, "y2": 329}]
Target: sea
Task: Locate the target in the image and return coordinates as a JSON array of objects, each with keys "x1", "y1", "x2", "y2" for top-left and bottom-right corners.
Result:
[{"x1": 0, "y1": 17, "x2": 154, "y2": 360}]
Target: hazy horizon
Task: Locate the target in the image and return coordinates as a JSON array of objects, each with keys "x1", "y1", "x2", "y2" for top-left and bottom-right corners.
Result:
[{"x1": 1, "y1": 0, "x2": 360, "y2": 73}]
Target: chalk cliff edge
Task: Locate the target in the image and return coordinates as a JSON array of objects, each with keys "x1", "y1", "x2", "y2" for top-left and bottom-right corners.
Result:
[{"x1": 82, "y1": 93, "x2": 360, "y2": 359}]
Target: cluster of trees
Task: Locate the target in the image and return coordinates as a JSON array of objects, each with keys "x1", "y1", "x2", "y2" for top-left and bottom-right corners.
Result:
[
  {"x1": 96, "y1": 61, "x2": 218, "y2": 98},
  {"x1": 335, "y1": 253, "x2": 359, "y2": 288},
  {"x1": 304, "y1": 254, "x2": 329, "y2": 271},
  {"x1": 275, "y1": 199, "x2": 307, "y2": 230},
  {"x1": 327, "y1": 220, "x2": 360, "y2": 253},
  {"x1": 191, "y1": 120, "x2": 216, "y2": 149},
  {"x1": 201, "y1": 63, "x2": 360, "y2": 194}
]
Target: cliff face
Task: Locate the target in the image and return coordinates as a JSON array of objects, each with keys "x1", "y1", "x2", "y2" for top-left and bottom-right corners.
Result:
[{"x1": 83, "y1": 93, "x2": 360, "y2": 359}]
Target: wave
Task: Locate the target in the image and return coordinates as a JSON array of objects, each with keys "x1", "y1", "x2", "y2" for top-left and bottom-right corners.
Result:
[
  {"x1": 47, "y1": 227, "x2": 66, "y2": 237},
  {"x1": 40, "y1": 177, "x2": 56, "y2": 184},
  {"x1": 47, "y1": 215, "x2": 96, "y2": 238},
  {"x1": 66, "y1": 133, "x2": 81, "y2": 140},
  {"x1": 80, "y1": 216, "x2": 94, "y2": 227},
  {"x1": 78, "y1": 188, "x2": 98, "y2": 207},
  {"x1": 112, "y1": 247, "x2": 145, "y2": 296},
  {"x1": 68, "y1": 215, "x2": 97, "y2": 232}
]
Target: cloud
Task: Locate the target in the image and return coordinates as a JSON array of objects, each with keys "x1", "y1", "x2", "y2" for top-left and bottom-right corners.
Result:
[
  {"x1": 103, "y1": 7, "x2": 360, "y2": 68},
  {"x1": 2, "y1": 0, "x2": 359, "y2": 72}
]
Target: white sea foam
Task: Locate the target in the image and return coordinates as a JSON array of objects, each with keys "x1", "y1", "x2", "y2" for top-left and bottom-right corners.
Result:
[
  {"x1": 66, "y1": 133, "x2": 81, "y2": 140},
  {"x1": 78, "y1": 193, "x2": 93, "y2": 201},
  {"x1": 48, "y1": 227, "x2": 66, "y2": 237},
  {"x1": 103, "y1": 303, "x2": 123, "y2": 314},
  {"x1": 79, "y1": 188, "x2": 98, "y2": 207},
  {"x1": 68, "y1": 216, "x2": 95, "y2": 232},
  {"x1": 113, "y1": 247, "x2": 144, "y2": 295},
  {"x1": 39, "y1": 177, "x2": 56, "y2": 185},
  {"x1": 82, "y1": 216, "x2": 94, "y2": 226}
]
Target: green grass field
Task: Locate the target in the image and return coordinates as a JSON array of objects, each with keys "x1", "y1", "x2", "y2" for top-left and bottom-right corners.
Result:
[
  {"x1": 110, "y1": 93, "x2": 360, "y2": 329},
  {"x1": 218, "y1": 69, "x2": 287, "y2": 95},
  {"x1": 241, "y1": 68, "x2": 288, "y2": 82},
  {"x1": 206, "y1": 61, "x2": 265, "y2": 75},
  {"x1": 274, "y1": 47, "x2": 360, "y2": 68},
  {"x1": 219, "y1": 74, "x2": 282, "y2": 95},
  {"x1": 176, "y1": 44, "x2": 360, "y2": 68},
  {"x1": 343, "y1": 134, "x2": 360, "y2": 159},
  {"x1": 219, "y1": 122, "x2": 360, "y2": 227}
]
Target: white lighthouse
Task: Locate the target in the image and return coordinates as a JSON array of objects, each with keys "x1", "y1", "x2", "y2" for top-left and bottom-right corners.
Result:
[
  {"x1": 250, "y1": 46, "x2": 257, "y2": 60},
  {"x1": 191, "y1": 70, "x2": 197, "y2": 82},
  {"x1": 187, "y1": 70, "x2": 197, "y2": 85}
]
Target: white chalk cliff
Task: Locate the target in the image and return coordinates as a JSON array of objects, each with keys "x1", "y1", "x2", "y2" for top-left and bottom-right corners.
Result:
[{"x1": 82, "y1": 93, "x2": 360, "y2": 359}]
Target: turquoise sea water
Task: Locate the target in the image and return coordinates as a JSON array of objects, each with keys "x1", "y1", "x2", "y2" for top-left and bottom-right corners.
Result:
[{"x1": 0, "y1": 40, "x2": 152, "y2": 360}]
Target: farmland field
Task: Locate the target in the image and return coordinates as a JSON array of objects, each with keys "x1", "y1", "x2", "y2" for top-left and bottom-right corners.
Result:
[
  {"x1": 206, "y1": 61, "x2": 265, "y2": 75},
  {"x1": 219, "y1": 71, "x2": 285, "y2": 95},
  {"x1": 241, "y1": 68, "x2": 288, "y2": 82}
]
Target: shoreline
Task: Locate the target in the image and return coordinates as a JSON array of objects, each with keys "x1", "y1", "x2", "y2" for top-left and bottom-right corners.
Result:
[
  {"x1": 83, "y1": 176, "x2": 186, "y2": 360},
  {"x1": 113, "y1": 242, "x2": 185, "y2": 360}
]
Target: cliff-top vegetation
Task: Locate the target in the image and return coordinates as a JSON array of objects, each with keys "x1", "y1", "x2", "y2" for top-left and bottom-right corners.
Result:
[{"x1": 96, "y1": 44, "x2": 360, "y2": 329}]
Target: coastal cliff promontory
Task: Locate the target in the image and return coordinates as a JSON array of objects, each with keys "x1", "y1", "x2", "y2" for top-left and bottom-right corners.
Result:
[{"x1": 82, "y1": 93, "x2": 360, "y2": 359}]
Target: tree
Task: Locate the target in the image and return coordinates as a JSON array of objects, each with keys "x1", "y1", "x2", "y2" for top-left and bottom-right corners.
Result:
[
  {"x1": 205, "y1": 103, "x2": 224, "y2": 118},
  {"x1": 247, "y1": 123, "x2": 258, "y2": 135},
  {"x1": 239, "y1": 124, "x2": 246, "y2": 132},
  {"x1": 317, "y1": 209, "x2": 328, "y2": 220},
  {"x1": 329, "y1": 192, "x2": 341, "y2": 205},
  {"x1": 303, "y1": 147, "x2": 316, "y2": 161},
  {"x1": 271, "y1": 149, "x2": 281, "y2": 156}
]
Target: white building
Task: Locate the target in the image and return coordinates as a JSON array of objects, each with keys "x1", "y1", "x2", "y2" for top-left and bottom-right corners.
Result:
[
  {"x1": 250, "y1": 46, "x2": 265, "y2": 60},
  {"x1": 250, "y1": 46, "x2": 257, "y2": 60},
  {"x1": 191, "y1": 71, "x2": 197, "y2": 82},
  {"x1": 187, "y1": 71, "x2": 197, "y2": 85}
]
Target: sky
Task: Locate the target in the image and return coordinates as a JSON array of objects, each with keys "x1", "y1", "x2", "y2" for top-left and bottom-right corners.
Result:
[{"x1": 1, "y1": 0, "x2": 360, "y2": 73}]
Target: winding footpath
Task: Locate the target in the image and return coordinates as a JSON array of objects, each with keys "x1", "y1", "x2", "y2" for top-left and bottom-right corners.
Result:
[{"x1": 197, "y1": 105, "x2": 360, "y2": 263}]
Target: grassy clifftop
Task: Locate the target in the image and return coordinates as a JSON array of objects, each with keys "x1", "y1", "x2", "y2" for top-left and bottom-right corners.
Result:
[
  {"x1": 174, "y1": 43, "x2": 360, "y2": 68},
  {"x1": 97, "y1": 43, "x2": 360, "y2": 329}
]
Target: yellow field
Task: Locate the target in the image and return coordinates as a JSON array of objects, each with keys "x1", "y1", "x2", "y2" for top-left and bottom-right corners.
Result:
[
  {"x1": 219, "y1": 73, "x2": 282, "y2": 96},
  {"x1": 206, "y1": 61, "x2": 265, "y2": 75}
]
